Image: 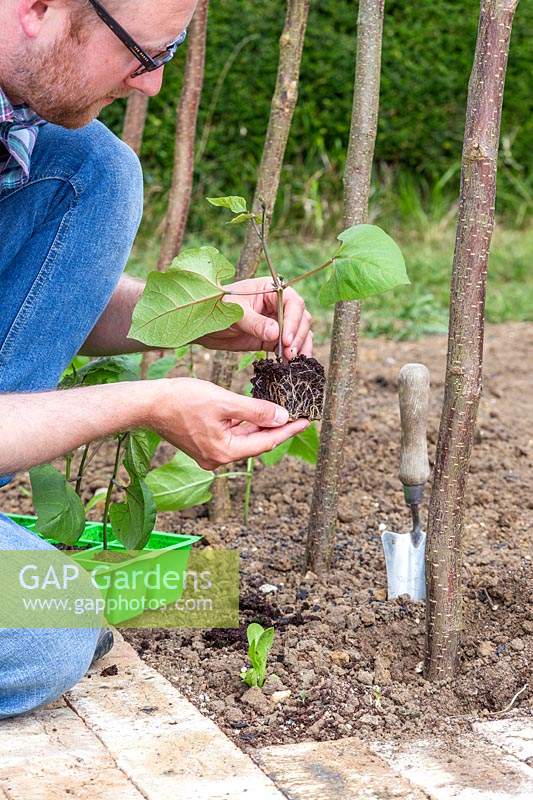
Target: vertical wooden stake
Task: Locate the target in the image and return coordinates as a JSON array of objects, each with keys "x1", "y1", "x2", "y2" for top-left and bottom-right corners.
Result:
[
  {"x1": 158, "y1": 0, "x2": 210, "y2": 268},
  {"x1": 425, "y1": 0, "x2": 520, "y2": 680},
  {"x1": 306, "y1": 0, "x2": 385, "y2": 573},
  {"x1": 122, "y1": 94, "x2": 149, "y2": 156},
  {"x1": 208, "y1": 0, "x2": 310, "y2": 522}
]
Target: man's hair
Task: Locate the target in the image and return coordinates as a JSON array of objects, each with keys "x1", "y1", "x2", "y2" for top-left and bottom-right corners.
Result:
[{"x1": 69, "y1": 0, "x2": 126, "y2": 42}]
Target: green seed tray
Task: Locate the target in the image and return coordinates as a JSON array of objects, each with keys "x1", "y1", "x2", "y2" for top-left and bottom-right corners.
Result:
[{"x1": 6, "y1": 513, "x2": 202, "y2": 625}]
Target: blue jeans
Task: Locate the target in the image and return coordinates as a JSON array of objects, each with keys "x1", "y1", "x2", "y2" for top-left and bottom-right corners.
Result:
[{"x1": 0, "y1": 120, "x2": 143, "y2": 717}]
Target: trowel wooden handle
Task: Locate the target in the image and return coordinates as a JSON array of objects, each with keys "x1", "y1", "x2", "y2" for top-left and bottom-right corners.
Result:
[{"x1": 399, "y1": 363, "x2": 430, "y2": 487}]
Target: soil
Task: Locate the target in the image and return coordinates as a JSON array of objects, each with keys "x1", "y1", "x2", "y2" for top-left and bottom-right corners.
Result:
[
  {"x1": 100, "y1": 664, "x2": 119, "y2": 677},
  {"x1": 251, "y1": 354, "x2": 325, "y2": 420},
  {"x1": 55, "y1": 543, "x2": 92, "y2": 551},
  {"x1": 1, "y1": 322, "x2": 531, "y2": 751},
  {"x1": 91, "y1": 551, "x2": 135, "y2": 563}
]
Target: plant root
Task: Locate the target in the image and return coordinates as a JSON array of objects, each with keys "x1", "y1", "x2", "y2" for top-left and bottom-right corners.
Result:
[{"x1": 251, "y1": 354, "x2": 325, "y2": 420}]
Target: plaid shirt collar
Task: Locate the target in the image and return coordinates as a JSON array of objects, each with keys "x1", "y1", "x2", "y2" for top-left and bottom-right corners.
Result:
[{"x1": 0, "y1": 86, "x2": 46, "y2": 192}]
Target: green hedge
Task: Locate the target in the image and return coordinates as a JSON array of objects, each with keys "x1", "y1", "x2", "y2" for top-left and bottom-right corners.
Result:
[{"x1": 101, "y1": 0, "x2": 532, "y2": 227}]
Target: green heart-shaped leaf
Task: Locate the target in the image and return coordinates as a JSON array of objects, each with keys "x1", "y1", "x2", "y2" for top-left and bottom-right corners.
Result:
[
  {"x1": 123, "y1": 430, "x2": 161, "y2": 480},
  {"x1": 246, "y1": 622, "x2": 265, "y2": 648},
  {"x1": 145, "y1": 451, "x2": 214, "y2": 511},
  {"x1": 288, "y1": 423, "x2": 319, "y2": 463},
  {"x1": 227, "y1": 212, "x2": 261, "y2": 225},
  {"x1": 146, "y1": 353, "x2": 178, "y2": 380},
  {"x1": 129, "y1": 247, "x2": 241, "y2": 348},
  {"x1": 30, "y1": 465, "x2": 86, "y2": 545},
  {"x1": 207, "y1": 195, "x2": 247, "y2": 213},
  {"x1": 109, "y1": 477, "x2": 156, "y2": 550},
  {"x1": 60, "y1": 355, "x2": 140, "y2": 388},
  {"x1": 260, "y1": 423, "x2": 319, "y2": 466},
  {"x1": 319, "y1": 224, "x2": 410, "y2": 306}
]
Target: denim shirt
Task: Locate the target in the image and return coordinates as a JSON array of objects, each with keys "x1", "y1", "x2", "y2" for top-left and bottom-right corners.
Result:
[
  {"x1": 0, "y1": 89, "x2": 46, "y2": 485},
  {"x1": 0, "y1": 87, "x2": 45, "y2": 193}
]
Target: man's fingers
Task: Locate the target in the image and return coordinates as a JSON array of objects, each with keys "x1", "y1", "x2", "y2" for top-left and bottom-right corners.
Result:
[
  {"x1": 222, "y1": 393, "x2": 290, "y2": 427},
  {"x1": 290, "y1": 309, "x2": 312, "y2": 356},
  {"x1": 229, "y1": 421, "x2": 262, "y2": 436},
  {"x1": 280, "y1": 288, "x2": 305, "y2": 354},
  {"x1": 229, "y1": 418, "x2": 310, "y2": 461},
  {"x1": 300, "y1": 330, "x2": 313, "y2": 357},
  {"x1": 237, "y1": 307, "x2": 278, "y2": 345}
]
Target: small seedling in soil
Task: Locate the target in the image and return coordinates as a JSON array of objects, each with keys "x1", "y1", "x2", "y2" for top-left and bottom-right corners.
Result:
[
  {"x1": 240, "y1": 622, "x2": 275, "y2": 688},
  {"x1": 129, "y1": 195, "x2": 409, "y2": 421}
]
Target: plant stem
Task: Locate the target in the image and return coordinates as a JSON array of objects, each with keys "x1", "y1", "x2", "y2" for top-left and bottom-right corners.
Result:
[
  {"x1": 252, "y1": 207, "x2": 285, "y2": 360},
  {"x1": 243, "y1": 457, "x2": 254, "y2": 525},
  {"x1": 284, "y1": 257, "x2": 336, "y2": 287},
  {"x1": 425, "y1": 0, "x2": 519, "y2": 682},
  {"x1": 102, "y1": 434, "x2": 126, "y2": 551},
  {"x1": 123, "y1": 91, "x2": 150, "y2": 380},
  {"x1": 209, "y1": 0, "x2": 310, "y2": 369},
  {"x1": 65, "y1": 453, "x2": 72, "y2": 482},
  {"x1": 252, "y1": 211, "x2": 278, "y2": 284},
  {"x1": 224, "y1": 256, "x2": 336, "y2": 296},
  {"x1": 75, "y1": 444, "x2": 90, "y2": 496},
  {"x1": 188, "y1": 345, "x2": 196, "y2": 377}
]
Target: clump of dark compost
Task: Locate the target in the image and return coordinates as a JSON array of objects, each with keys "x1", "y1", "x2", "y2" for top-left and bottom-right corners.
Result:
[{"x1": 251, "y1": 354, "x2": 325, "y2": 420}]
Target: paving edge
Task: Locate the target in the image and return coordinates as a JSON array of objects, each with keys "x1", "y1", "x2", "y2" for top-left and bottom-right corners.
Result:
[{"x1": 64, "y1": 630, "x2": 285, "y2": 800}]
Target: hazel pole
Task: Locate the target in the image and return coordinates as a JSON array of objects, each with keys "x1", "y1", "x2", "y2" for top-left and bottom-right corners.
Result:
[
  {"x1": 210, "y1": 0, "x2": 310, "y2": 390},
  {"x1": 425, "y1": 0, "x2": 520, "y2": 681},
  {"x1": 157, "y1": 0, "x2": 209, "y2": 268},
  {"x1": 305, "y1": 0, "x2": 385, "y2": 573},
  {"x1": 122, "y1": 92, "x2": 150, "y2": 381},
  {"x1": 138, "y1": 0, "x2": 208, "y2": 378},
  {"x1": 208, "y1": 0, "x2": 310, "y2": 522},
  {"x1": 122, "y1": 93, "x2": 149, "y2": 156}
]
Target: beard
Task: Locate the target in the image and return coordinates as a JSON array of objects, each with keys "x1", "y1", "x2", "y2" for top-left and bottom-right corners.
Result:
[{"x1": 4, "y1": 29, "x2": 128, "y2": 128}]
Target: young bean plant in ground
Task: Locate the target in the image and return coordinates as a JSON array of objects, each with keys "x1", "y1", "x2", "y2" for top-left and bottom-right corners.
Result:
[
  {"x1": 129, "y1": 195, "x2": 410, "y2": 418},
  {"x1": 240, "y1": 622, "x2": 275, "y2": 688}
]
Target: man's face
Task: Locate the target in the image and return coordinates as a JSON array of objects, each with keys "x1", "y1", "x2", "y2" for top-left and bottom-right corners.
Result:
[{"x1": 5, "y1": 0, "x2": 198, "y2": 128}]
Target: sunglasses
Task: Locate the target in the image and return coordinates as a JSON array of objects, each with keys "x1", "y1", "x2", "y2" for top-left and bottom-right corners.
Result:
[{"x1": 87, "y1": 0, "x2": 187, "y2": 79}]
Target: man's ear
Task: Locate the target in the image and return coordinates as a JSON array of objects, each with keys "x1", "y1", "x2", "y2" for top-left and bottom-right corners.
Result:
[{"x1": 18, "y1": 0, "x2": 57, "y2": 39}]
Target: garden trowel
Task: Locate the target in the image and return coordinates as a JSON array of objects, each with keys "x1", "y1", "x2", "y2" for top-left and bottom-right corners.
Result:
[{"x1": 381, "y1": 363, "x2": 430, "y2": 601}]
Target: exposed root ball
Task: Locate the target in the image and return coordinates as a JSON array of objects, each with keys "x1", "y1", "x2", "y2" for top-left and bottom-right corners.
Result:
[{"x1": 251, "y1": 354, "x2": 325, "y2": 420}]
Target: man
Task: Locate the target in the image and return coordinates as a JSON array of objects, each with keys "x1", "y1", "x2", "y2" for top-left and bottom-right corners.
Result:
[{"x1": 0, "y1": 0, "x2": 313, "y2": 717}]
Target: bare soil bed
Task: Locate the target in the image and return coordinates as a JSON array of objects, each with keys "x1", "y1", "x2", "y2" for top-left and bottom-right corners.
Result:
[{"x1": 2, "y1": 323, "x2": 531, "y2": 750}]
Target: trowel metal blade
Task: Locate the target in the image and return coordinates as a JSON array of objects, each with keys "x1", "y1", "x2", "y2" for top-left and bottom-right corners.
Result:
[{"x1": 381, "y1": 529, "x2": 426, "y2": 602}]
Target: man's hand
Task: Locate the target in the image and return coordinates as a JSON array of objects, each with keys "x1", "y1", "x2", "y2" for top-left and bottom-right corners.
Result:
[
  {"x1": 193, "y1": 277, "x2": 313, "y2": 360},
  {"x1": 0, "y1": 377, "x2": 310, "y2": 478},
  {"x1": 149, "y1": 378, "x2": 310, "y2": 470}
]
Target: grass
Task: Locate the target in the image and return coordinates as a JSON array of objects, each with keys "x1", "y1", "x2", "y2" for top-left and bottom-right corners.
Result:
[{"x1": 127, "y1": 219, "x2": 533, "y2": 343}]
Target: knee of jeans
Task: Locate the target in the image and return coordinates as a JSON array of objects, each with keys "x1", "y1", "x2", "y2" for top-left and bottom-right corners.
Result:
[
  {"x1": 0, "y1": 627, "x2": 101, "y2": 718},
  {"x1": 75, "y1": 121, "x2": 144, "y2": 235},
  {"x1": 50, "y1": 627, "x2": 102, "y2": 693}
]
